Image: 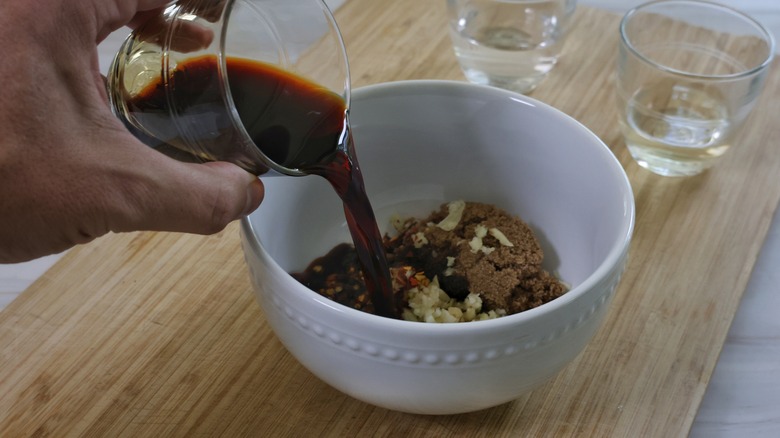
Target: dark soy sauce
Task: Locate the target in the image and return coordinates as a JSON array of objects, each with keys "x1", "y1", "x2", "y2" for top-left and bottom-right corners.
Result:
[
  {"x1": 304, "y1": 137, "x2": 397, "y2": 317},
  {"x1": 125, "y1": 56, "x2": 397, "y2": 318}
]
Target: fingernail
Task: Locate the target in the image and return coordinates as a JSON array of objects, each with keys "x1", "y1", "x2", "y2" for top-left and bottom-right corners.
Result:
[{"x1": 243, "y1": 178, "x2": 264, "y2": 216}]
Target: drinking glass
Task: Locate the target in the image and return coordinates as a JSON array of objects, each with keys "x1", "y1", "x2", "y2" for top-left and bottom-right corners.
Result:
[
  {"x1": 616, "y1": 0, "x2": 774, "y2": 177},
  {"x1": 107, "y1": 0, "x2": 350, "y2": 176},
  {"x1": 446, "y1": 0, "x2": 575, "y2": 94}
]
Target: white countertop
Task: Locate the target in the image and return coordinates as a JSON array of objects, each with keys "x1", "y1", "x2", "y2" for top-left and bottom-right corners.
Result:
[{"x1": 2, "y1": 1, "x2": 779, "y2": 436}]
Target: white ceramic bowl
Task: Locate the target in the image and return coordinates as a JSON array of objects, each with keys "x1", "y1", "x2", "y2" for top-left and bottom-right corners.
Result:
[{"x1": 241, "y1": 80, "x2": 634, "y2": 415}]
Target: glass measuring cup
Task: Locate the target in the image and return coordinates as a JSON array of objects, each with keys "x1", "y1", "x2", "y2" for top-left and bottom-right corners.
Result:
[{"x1": 107, "y1": 0, "x2": 350, "y2": 176}]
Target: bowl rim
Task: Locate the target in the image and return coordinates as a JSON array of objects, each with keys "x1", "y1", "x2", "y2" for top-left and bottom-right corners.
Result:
[{"x1": 241, "y1": 79, "x2": 636, "y2": 334}]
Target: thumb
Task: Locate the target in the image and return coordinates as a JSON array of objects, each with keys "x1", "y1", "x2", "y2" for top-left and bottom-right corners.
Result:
[{"x1": 111, "y1": 158, "x2": 265, "y2": 235}]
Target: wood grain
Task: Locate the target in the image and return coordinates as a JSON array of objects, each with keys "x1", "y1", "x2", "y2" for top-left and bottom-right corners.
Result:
[{"x1": 2, "y1": 3, "x2": 780, "y2": 436}]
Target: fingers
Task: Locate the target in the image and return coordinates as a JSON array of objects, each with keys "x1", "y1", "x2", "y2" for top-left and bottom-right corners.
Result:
[
  {"x1": 109, "y1": 155, "x2": 265, "y2": 236},
  {"x1": 137, "y1": 0, "x2": 172, "y2": 11},
  {"x1": 131, "y1": 13, "x2": 215, "y2": 53},
  {"x1": 94, "y1": 0, "x2": 173, "y2": 42}
]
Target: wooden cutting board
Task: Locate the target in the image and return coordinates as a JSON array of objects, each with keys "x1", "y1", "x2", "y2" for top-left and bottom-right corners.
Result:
[{"x1": 3, "y1": 2, "x2": 780, "y2": 436}]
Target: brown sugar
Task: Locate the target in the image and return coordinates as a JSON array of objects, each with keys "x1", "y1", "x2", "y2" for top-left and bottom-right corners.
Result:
[{"x1": 388, "y1": 201, "x2": 567, "y2": 315}]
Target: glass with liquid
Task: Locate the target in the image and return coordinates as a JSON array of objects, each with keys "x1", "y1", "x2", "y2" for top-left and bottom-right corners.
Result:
[
  {"x1": 617, "y1": 0, "x2": 774, "y2": 177},
  {"x1": 107, "y1": 0, "x2": 402, "y2": 317},
  {"x1": 107, "y1": 0, "x2": 350, "y2": 176},
  {"x1": 446, "y1": 0, "x2": 575, "y2": 94}
]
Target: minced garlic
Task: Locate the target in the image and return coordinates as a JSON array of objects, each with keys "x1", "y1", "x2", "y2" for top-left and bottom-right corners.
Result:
[
  {"x1": 489, "y1": 227, "x2": 514, "y2": 247},
  {"x1": 401, "y1": 277, "x2": 506, "y2": 323},
  {"x1": 436, "y1": 200, "x2": 466, "y2": 231}
]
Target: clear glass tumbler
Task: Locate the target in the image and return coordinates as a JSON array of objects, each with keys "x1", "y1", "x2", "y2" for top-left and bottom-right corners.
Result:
[
  {"x1": 107, "y1": 0, "x2": 350, "y2": 176},
  {"x1": 446, "y1": 0, "x2": 575, "y2": 94},
  {"x1": 616, "y1": 0, "x2": 774, "y2": 177}
]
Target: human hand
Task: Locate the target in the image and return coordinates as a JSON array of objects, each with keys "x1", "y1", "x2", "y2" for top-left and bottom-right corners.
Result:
[{"x1": 0, "y1": 0, "x2": 264, "y2": 263}]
